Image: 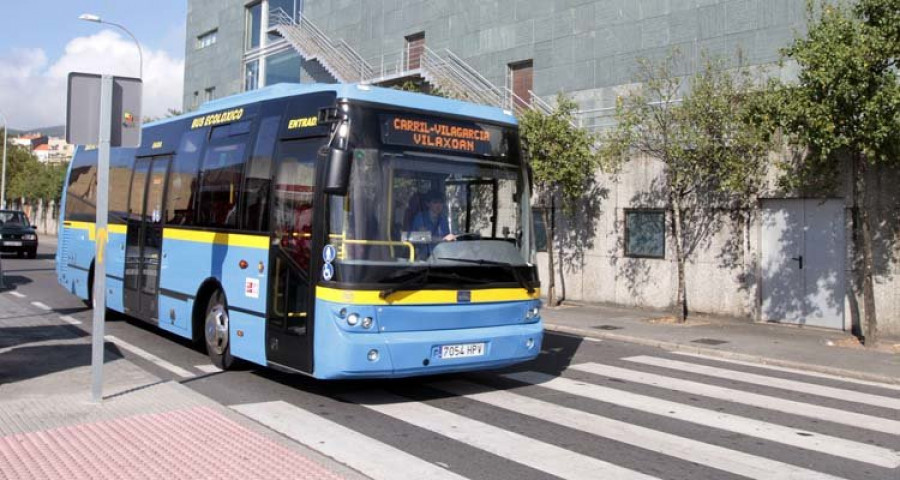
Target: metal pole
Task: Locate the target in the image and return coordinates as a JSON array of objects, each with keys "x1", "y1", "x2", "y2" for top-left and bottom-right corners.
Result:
[
  {"x1": 106, "y1": 22, "x2": 143, "y2": 79},
  {"x1": 1, "y1": 110, "x2": 8, "y2": 210},
  {"x1": 91, "y1": 75, "x2": 112, "y2": 403}
]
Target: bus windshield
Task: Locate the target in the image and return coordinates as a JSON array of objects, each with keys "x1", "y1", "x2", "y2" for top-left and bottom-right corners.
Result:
[{"x1": 326, "y1": 146, "x2": 533, "y2": 286}]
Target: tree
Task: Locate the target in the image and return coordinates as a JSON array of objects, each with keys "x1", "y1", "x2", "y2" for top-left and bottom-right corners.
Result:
[
  {"x1": 393, "y1": 80, "x2": 448, "y2": 98},
  {"x1": 1, "y1": 131, "x2": 68, "y2": 203},
  {"x1": 602, "y1": 51, "x2": 775, "y2": 322},
  {"x1": 519, "y1": 95, "x2": 601, "y2": 307},
  {"x1": 686, "y1": 55, "x2": 778, "y2": 283},
  {"x1": 769, "y1": 0, "x2": 900, "y2": 345}
]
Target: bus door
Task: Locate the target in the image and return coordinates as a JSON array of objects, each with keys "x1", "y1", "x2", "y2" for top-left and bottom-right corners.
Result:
[
  {"x1": 265, "y1": 139, "x2": 321, "y2": 373},
  {"x1": 124, "y1": 155, "x2": 171, "y2": 322}
]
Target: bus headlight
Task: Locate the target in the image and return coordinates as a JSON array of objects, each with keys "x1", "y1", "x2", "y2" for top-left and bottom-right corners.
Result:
[
  {"x1": 367, "y1": 349, "x2": 379, "y2": 362},
  {"x1": 346, "y1": 313, "x2": 360, "y2": 326},
  {"x1": 361, "y1": 317, "x2": 373, "y2": 329}
]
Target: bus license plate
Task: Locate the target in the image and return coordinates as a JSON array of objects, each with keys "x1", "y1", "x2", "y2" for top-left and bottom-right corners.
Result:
[
  {"x1": 4, "y1": 241, "x2": 21, "y2": 246},
  {"x1": 439, "y1": 342, "x2": 485, "y2": 359}
]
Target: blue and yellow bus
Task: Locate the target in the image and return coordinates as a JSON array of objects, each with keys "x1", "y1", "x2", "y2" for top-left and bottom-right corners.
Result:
[{"x1": 57, "y1": 83, "x2": 542, "y2": 379}]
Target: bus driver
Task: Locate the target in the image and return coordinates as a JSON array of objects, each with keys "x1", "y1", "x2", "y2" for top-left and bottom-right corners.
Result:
[{"x1": 411, "y1": 191, "x2": 456, "y2": 243}]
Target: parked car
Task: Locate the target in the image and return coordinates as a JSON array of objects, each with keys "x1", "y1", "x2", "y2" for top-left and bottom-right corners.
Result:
[{"x1": 0, "y1": 210, "x2": 38, "y2": 258}]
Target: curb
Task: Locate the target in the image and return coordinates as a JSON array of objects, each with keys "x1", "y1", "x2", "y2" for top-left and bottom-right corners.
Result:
[{"x1": 544, "y1": 323, "x2": 900, "y2": 386}]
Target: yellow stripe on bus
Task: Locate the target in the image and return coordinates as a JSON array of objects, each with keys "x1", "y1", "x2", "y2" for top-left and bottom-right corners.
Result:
[
  {"x1": 316, "y1": 286, "x2": 540, "y2": 306},
  {"x1": 163, "y1": 228, "x2": 269, "y2": 249},
  {"x1": 63, "y1": 221, "x2": 126, "y2": 240}
]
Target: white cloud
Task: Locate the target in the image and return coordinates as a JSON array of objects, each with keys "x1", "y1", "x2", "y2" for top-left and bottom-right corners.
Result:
[{"x1": 0, "y1": 30, "x2": 183, "y2": 130}]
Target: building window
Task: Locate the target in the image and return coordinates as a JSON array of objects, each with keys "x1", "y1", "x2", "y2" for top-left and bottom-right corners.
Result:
[
  {"x1": 197, "y1": 29, "x2": 218, "y2": 49},
  {"x1": 624, "y1": 209, "x2": 665, "y2": 259},
  {"x1": 269, "y1": 0, "x2": 300, "y2": 19},
  {"x1": 192, "y1": 91, "x2": 199, "y2": 110},
  {"x1": 244, "y1": 60, "x2": 260, "y2": 91},
  {"x1": 246, "y1": 2, "x2": 262, "y2": 51},
  {"x1": 204, "y1": 87, "x2": 216, "y2": 103},
  {"x1": 265, "y1": 50, "x2": 301, "y2": 86},
  {"x1": 405, "y1": 32, "x2": 425, "y2": 70},
  {"x1": 268, "y1": 0, "x2": 300, "y2": 42},
  {"x1": 533, "y1": 207, "x2": 548, "y2": 253}
]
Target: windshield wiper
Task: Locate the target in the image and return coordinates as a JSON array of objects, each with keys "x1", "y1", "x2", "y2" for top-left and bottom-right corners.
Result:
[
  {"x1": 434, "y1": 257, "x2": 536, "y2": 294},
  {"x1": 379, "y1": 266, "x2": 430, "y2": 299},
  {"x1": 378, "y1": 265, "x2": 491, "y2": 299}
]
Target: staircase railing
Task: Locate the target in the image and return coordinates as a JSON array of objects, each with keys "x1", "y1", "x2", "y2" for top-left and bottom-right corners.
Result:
[
  {"x1": 270, "y1": 8, "x2": 373, "y2": 83},
  {"x1": 423, "y1": 48, "x2": 554, "y2": 117},
  {"x1": 268, "y1": 8, "x2": 561, "y2": 119}
]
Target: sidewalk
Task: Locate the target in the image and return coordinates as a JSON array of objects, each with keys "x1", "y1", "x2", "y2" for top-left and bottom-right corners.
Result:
[
  {"x1": 542, "y1": 302, "x2": 900, "y2": 385},
  {"x1": 0, "y1": 294, "x2": 364, "y2": 480}
]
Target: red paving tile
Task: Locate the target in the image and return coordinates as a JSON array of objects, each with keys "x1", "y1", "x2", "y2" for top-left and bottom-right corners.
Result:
[{"x1": 0, "y1": 406, "x2": 346, "y2": 480}]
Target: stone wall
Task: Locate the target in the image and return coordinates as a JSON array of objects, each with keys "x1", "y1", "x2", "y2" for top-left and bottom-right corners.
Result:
[{"x1": 535, "y1": 156, "x2": 900, "y2": 337}]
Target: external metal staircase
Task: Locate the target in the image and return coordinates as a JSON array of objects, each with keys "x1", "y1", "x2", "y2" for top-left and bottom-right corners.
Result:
[
  {"x1": 269, "y1": 8, "x2": 552, "y2": 116},
  {"x1": 270, "y1": 9, "x2": 373, "y2": 83}
]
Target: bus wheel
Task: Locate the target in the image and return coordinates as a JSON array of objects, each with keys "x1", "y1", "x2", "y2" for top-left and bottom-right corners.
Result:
[
  {"x1": 204, "y1": 290, "x2": 234, "y2": 370},
  {"x1": 83, "y1": 265, "x2": 94, "y2": 309}
]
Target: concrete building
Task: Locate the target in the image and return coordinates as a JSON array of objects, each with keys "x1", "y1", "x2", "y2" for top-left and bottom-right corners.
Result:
[
  {"x1": 46, "y1": 137, "x2": 74, "y2": 164},
  {"x1": 183, "y1": 0, "x2": 900, "y2": 336}
]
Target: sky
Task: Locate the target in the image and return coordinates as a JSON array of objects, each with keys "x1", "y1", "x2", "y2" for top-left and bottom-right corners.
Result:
[{"x1": 0, "y1": 1, "x2": 187, "y2": 130}]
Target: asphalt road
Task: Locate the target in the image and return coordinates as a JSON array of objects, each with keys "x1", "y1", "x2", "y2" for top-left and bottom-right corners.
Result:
[{"x1": 3, "y1": 239, "x2": 899, "y2": 480}]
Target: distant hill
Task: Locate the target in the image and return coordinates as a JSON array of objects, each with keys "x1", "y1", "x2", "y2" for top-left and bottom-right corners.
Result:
[{"x1": 6, "y1": 125, "x2": 66, "y2": 138}]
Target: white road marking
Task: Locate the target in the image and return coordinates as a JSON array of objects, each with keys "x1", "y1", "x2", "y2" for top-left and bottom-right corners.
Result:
[
  {"x1": 194, "y1": 364, "x2": 222, "y2": 374},
  {"x1": 233, "y1": 401, "x2": 467, "y2": 480},
  {"x1": 30, "y1": 301, "x2": 51, "y2": 311},
  {"x1": 104, "y1": 335, "x2": 193, "y2": 378},
  {"x1": 624, "y1": 356, "x2": 900, "y2": 410},
  {"x1": 59, "y1": 315, "x2": 82, "y2": 326},
  {"x1": 583, "y1": 337, "x2": 603, "y2": 343},
  {"x1": 674, "y1": 351, "x2": 900, "y2": 392},
  {"x1": 345, "y1": 390, "x2": 658, "y2": 480},
  {"x1": 570, "y1": 363, "x2": 900, "y2": 436},
  {"x1": 432, "y1": 380, "x2": 849, "y2": 480},
  {"x1": 7, "y1": 291, "x2": 26, "y2": 298},
  {"x1": 503, "y1": 371, "x2": 900, "y2": 468}
]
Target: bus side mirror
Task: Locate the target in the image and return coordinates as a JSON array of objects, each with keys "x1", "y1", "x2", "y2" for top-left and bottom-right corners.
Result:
[{"x1": 323, "y1": 147, "x2": 352, "y2": 195}]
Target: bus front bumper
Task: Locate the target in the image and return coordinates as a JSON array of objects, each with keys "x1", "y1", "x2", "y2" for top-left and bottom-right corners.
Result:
[{"x1": 312, "y1": 320, "x2": 544, "y2": 380}]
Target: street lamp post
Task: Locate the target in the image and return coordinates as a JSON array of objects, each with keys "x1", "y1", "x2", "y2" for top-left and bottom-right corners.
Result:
[
  {"x1": 78, "y1": 13, "x2": 143, "y2": 79},
  {"x1": 0, "y1": 109, "x2": 8, "y2": 210},
  {"x1": 77, "y1": 13, "x2": 143, "y2": 403}
]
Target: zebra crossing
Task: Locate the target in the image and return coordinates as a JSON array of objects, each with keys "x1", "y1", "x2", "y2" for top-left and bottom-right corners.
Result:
[{"x1": 235, "y1": 352, "x2": 900, "y2": 480}]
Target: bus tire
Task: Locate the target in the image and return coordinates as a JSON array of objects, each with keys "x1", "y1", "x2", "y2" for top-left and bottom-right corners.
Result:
[
  {"x1": 83, "y1": 263, "x2": 94, "y2": 309},
  {"x1": 204, "y1": 289, "x2": 234, "y2": 370}
]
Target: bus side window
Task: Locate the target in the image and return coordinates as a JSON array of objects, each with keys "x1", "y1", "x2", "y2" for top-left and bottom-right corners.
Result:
[
  {"x1": 109, "y1": 149, "x2": 134, "y2": 223},
  {"x1": 166, "y1": 129, "x2": 205, "y2": 226},
  {"x1": 198, "y1": 139, "x2": 247, "y2": 228},
  {"x1": 65, "y1": 149, "x2": 98, "y2": 222},
  {"x1": 242, "y1": 116, "x2": 280, "y2": 232}
]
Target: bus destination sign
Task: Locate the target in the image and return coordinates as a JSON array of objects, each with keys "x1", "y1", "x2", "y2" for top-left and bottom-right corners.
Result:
[{"x1": 381, "y1": 114, "x2": 498, "y2": 155}]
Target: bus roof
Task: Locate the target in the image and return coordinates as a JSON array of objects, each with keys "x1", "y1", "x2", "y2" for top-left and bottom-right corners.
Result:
[{"x1": 148, "y1": 83, "x2": 518, "y2": 129}]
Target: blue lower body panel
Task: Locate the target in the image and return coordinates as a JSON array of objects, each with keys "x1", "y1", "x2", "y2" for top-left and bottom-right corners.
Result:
[{"x1": 312, "y1": 298, "x2": 543, "y2": 379}]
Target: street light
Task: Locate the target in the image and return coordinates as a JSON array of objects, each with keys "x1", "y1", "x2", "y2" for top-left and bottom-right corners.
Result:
[
  {"x1": 78, "y1": 13, "x2": 143, "y2": 79},
  {"x1": 0, "y1": 109, "x2": 8, "y2": 210}
]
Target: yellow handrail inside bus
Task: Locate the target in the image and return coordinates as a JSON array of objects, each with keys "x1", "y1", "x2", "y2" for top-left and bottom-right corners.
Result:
[
  {"x1": 336, "y1": 239, "x2": 416, "y2": 262},
  {"x1": 279, "y1": 233, "x2": 416, "y2": 261}
]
